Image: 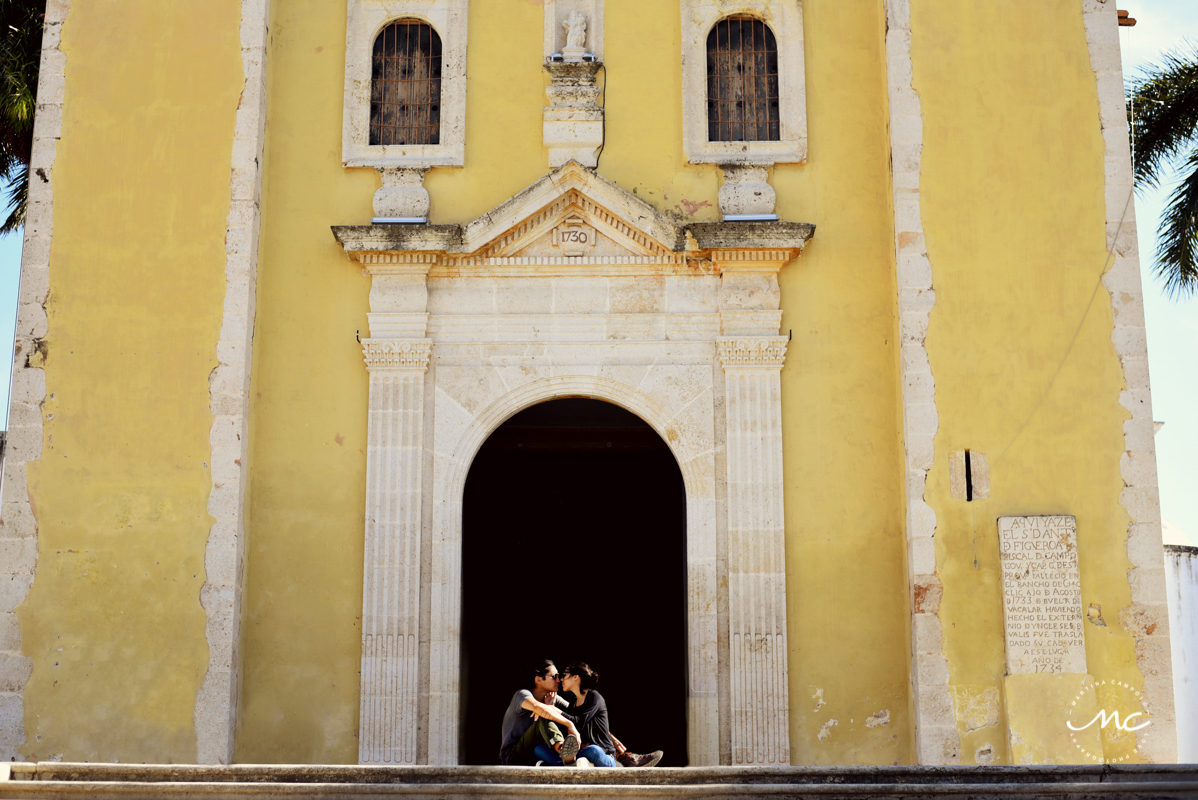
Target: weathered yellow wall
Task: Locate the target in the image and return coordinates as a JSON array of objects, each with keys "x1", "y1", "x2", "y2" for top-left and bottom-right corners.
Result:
[
  {"x1": 16, "y1": 1, "x2": 243, "y2": 761},
  {"x1": 241, "y1": 0, "x2": 911, "y2": 765},
  {"x1": 773, "y1": 2, "x2": 911, "y2": 766},
  {"x1": 236, "y1": 0, "x2": 373, "y2": 763},
  {"x1": 911, "y1": 1, "x2": 1143, "y2": 764},
  {"x1": 8, "y1": 0, "x2": 1143, "y2": 770}
]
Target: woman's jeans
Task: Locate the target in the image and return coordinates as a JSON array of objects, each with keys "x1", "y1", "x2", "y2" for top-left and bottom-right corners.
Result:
[{"x1": 533, "y1": 743, "x2": 619, "y2": 767}]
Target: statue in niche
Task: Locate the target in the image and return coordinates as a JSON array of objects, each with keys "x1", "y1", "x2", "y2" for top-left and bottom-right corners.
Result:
[{"x1": 562, "y1": 11, "x2": 587, "y2": 59}]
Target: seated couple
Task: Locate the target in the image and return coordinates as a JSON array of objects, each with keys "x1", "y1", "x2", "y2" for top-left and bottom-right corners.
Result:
[{"x1": 499, "y1": 659, "x2": 663, "y2": 768}]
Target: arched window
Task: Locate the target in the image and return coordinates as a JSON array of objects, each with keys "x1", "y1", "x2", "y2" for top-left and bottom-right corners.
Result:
[
  {"x1": 706, "y1": 16, "x2": 780, "y2": 143},
  {"x1": 370, "y1": 19, "x2": 442, "y2": 146}
]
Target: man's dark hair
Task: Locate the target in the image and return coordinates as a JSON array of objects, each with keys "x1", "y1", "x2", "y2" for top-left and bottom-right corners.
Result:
[
  {"x1": 531, "y1": 659, "x2": 556, "y2": 683},
  {"x1": 564, "y1": 661, "x2": 600, "y2": 691}
]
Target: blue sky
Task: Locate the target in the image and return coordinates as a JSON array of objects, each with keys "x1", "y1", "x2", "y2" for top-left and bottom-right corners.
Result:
[{"x1": 0, "y1": 3, "x2": 1193, "y2": 541}]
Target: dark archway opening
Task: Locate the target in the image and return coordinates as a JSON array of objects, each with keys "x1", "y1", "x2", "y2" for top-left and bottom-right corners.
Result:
[{"x1": 461, "y1": 398, "x2": 688, "y2": 766}]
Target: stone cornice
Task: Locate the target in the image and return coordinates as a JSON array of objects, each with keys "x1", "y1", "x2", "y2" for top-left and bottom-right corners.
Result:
[
  {"x1": 331, "y1": 161, "x2": 815, "y2": 269},
  {"x1": 687, "y1": 221, "x2": 814, "y2": 251},
  {"x1": 332, "y1": 222, "x2": 814, "y2": 265},
  {"x1": 362, "y1": 339, "x2": 432, "y2": 372},
  {"x1": 332, "y1": 225, "x2": 462, "y2": 255},
  {"x1": 717, "y1": 337, "x2": 789, "y2": 368}
]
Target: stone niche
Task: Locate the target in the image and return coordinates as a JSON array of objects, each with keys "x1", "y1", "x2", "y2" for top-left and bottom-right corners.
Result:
[
  {"x1": 542, "y1": 0, "x2": 605, "y2": 167},
  {"x1": 332, "y1": 161, "x2": 814, "y2": 766}
]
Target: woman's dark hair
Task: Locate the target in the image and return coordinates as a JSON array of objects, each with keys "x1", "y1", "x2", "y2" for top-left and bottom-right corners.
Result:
[
  {"x1": 532, "y1": 659, "x2": 556, "y2": 683},
  {"x1": 564, "y1": 661, "x2": 600, "y2": 691}
]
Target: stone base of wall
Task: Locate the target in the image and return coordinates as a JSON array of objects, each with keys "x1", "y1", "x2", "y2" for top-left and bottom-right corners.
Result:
[{"x1": 3, "y1": 763, "x2": 1198, "y2": 798}]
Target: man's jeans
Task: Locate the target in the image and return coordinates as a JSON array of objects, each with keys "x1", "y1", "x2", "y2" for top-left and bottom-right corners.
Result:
[
  {"x1": 504, "y1": 718, "x2": 565, "y2": 766},
  {"x1": 533, "y1": 743, "x2": 619, "y2": 767}
]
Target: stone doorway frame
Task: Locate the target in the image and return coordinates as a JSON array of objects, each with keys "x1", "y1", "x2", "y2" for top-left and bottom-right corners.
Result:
[
  {"x1": 434, "y1": 374, "x2": 717, "y2": 766},
  {"x1": 334, "y1": 162, "x2": 813, "y2": 767}
]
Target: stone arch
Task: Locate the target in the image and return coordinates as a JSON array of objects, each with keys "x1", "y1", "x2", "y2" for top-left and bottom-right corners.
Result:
[
  {"x1": 445, "y1": 375, "x2": 703, "y2": 512},
  {"x1": 427, "y1": 374, "x2": 718, "y2": 765}
]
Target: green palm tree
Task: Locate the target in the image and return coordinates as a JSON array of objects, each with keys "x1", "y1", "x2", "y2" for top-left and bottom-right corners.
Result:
[
  {"x1": 1128, "y1": 43, "x2": 1198, "y2": 297},
  {"x1": 0, "y1": 0, "x2": 43, "y2": 236}
]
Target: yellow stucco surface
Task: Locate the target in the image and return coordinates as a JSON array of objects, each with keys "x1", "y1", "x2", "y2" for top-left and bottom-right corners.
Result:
[
  {"x1": 240, "y1": 0, "x2": 911, "y2": 765},
  {"x1": 13, "y1": 0, "x2": 1145, "y2": 768},
  {"x1": 774, "y1": 2, "x2": 911, "y2": 766},
  {"x1": 911, "y1": 1, "x2": 1145, "y2": 764},
  {"x1": 15, "y1": 1, "x2": 243, "y2": 761},
  {"x1": 1005, "y1": 674, "x2": 1101, "y2": 765}
]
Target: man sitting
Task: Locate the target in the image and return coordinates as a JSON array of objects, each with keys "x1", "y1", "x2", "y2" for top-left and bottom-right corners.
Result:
[{"x1": 499, "y1": 659, "x2": 581, "y2": 766}]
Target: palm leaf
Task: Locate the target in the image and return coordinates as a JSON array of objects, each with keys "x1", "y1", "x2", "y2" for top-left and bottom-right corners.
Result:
[
  {"x1": 1154, "y1": 145, "x2": 1198, "y2": 297},
  {"x1": 0, "y1": 0, "x2": 43, "y2": 235},
  {"x1": 1128, "y1": 42, "x2": 1198, "y2": 296},
  {"x1": 1128, "y1": 42, "x2": 1198, "y2": 190}
]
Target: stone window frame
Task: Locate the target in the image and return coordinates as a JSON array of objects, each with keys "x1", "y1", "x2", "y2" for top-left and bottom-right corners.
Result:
[
  {"x1": 342, "y1": 0, "x2": 468, "y2": 168},
  {"x1": 681, "y1": 0, "x2": 807, "y2": 165}
]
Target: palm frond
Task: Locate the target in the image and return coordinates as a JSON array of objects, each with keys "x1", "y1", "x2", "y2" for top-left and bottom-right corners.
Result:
[
  {"x1": 0, "y1": 0, "x2": 43, "y2": 236},
  {"x1": 1128, "y1": 41, "x2": 1198, "y2": 190},
  {"x1": 1, "y1": 158, "x2": 25, "y2": 233},
  {"x1": 1153, "y1": 145, "x2": 1198, "y2": 297}
]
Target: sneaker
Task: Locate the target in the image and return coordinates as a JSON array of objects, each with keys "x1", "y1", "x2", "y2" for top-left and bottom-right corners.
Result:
[
  {"x1": 575, "y1": 756, "x2": 594, "y2": 768},
  {"x1": 560, "y1": 733, "x2": 581, "y2": 765},
  {"x1": 617, "y1": 750, "x2": 663, "y2": 768},
  {"x1": 534, "y1": 761, "x2": 545, "y2": 767}
]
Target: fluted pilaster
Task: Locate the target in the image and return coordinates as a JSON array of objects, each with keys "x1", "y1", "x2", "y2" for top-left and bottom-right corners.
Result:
[
  {"x1": 359, "y1": 339, "x2": 432, "y2": 765},
  {"x1": 719, "y1": 336, "x2": 791, "y2": 765}
]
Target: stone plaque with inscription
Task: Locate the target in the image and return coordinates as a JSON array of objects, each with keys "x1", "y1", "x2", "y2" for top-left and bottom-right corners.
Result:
[{"x1": 998, "y1": 515, "x2": 1086, "y2": 675}]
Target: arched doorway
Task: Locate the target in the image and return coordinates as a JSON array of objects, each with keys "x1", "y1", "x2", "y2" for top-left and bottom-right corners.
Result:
[{"x1": 460, "y1": 398, "x2": 688, "y2": 766}]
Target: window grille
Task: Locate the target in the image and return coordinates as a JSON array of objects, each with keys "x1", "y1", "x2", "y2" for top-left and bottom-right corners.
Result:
[
  {"x1": 706, "y1": 17, "x2": 780, "y2": 143},
  {"x1": 370, "y1": 19, "x2": 442, "y2": 146}
]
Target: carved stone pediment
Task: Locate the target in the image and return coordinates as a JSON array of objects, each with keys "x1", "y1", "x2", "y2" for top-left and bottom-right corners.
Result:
[
  {"x1": 332, "y1": 161, "x2": 815, "y2": 274},
  {"x1": 481, "y1": 192, "x2": 668, "y2": 261}
]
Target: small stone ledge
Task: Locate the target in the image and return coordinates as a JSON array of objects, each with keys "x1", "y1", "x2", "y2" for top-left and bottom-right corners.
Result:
[
  {"x1": 332, "y1": 224, "x2": 464, "y2": 253},
  {"x1": 685, "y1": 221, "x2": 815, "y2": 251}
]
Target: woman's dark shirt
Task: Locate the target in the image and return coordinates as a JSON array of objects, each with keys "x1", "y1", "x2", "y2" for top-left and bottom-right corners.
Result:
[{"x1": 560, "y1": 689, "x2": 615, "y2": 755}]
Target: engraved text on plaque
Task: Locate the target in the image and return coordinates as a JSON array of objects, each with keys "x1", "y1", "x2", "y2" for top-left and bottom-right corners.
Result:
[{"x1": 998, "y1": 515, "x2": 1086, "y2": 674}]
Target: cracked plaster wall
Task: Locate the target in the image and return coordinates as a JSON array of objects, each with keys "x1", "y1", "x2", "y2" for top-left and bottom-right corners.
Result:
[
  {"x1": 2, "y1": 1, "x2": 245, "y2": 762},
  {"x1": 195, "y1": 0, "x2": 271, "y2": 767},
  {"x1": 0, "y1": 0, "x2": 67, "y2": 763},
  {"x1": 907, "y1": 0, "x2": 1175, "y2": 765}
]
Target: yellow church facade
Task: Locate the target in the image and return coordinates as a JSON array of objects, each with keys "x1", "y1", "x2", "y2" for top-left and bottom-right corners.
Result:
[{"x1": 0, "y1": 0, "x2": 1177, "y2": 770}]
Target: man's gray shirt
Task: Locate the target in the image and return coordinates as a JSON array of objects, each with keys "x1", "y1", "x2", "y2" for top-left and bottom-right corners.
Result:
[{"x1": 499, "y1": 689, "x2": 567, "y2": 764}]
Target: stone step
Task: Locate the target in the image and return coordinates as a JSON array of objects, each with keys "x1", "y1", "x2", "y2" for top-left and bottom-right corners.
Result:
[{"x1": 2, "y1": 764, "x2": 1197, "y2": 799}]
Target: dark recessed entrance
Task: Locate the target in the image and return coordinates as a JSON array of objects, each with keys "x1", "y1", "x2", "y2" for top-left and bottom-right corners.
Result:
[{"x1": 460, "y1": 398, "x2": 688, "y2": 766}]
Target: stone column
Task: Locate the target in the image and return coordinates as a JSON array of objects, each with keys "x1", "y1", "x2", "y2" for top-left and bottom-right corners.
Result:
[
  {"x1": 358, "y1": 338, "x2": 432, "y2": 765},
  {"x1": 718, "y1": 335, "x2": 792, "y2": 766}
]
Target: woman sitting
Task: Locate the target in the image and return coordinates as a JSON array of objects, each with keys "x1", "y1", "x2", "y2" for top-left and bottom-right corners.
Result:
[{"x1": 534, "y1": 661, "x2": 619, "y2": 767}]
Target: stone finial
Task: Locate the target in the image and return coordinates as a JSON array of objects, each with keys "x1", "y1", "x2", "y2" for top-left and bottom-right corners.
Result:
[
  {"x1": 562, "y1": 12, "x2": 587, "y2": 60},
  {"x1": 718, "y1": 164, "x2": 776, "y2": 219},
  {"x1": 373, "y1": 167, "x2": 430, "y2": 220}
]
